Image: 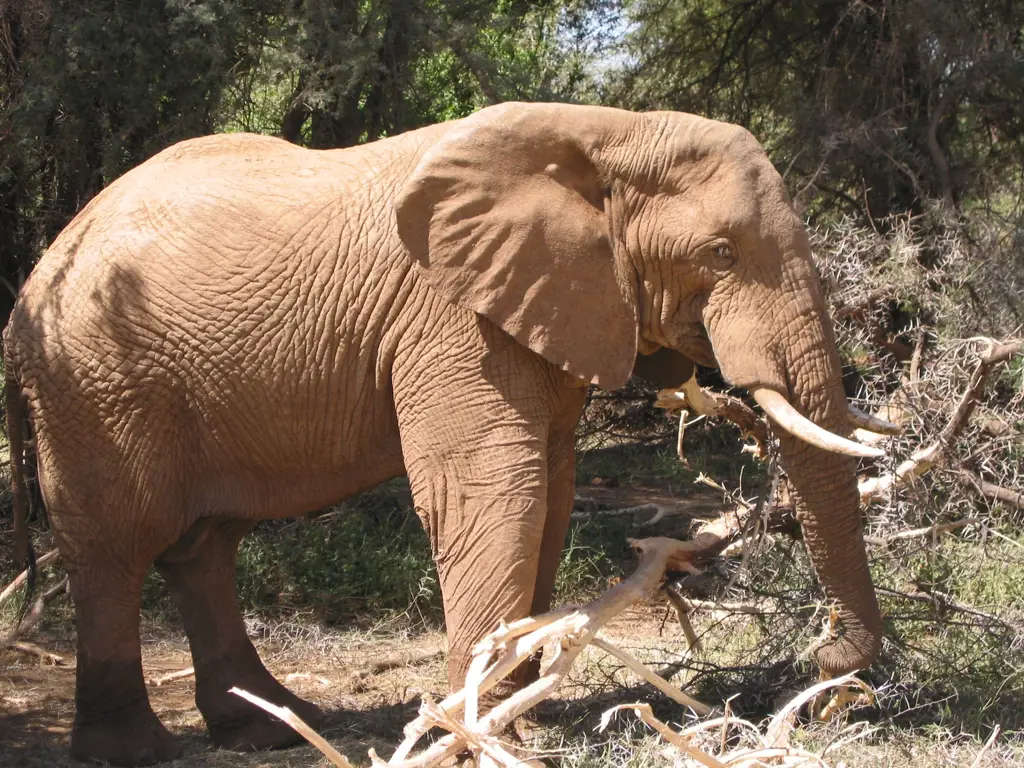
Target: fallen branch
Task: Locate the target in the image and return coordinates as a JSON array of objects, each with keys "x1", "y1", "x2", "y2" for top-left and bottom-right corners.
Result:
[
  {"x1": 350, "y1": 648, "x2": 444, "y2": 692},
  {"x1": 242, "y1": 532, "x2": 747, "y2": 768},
  {"x1": 0, "y1": 549, "x2": 61, "y2": 606},
  {"x1": 970, "y1": 725, "x2": 1001, "y2": 768},
  {"x1": 8, "y1": 641, "x2": 66, "y2": 665},
  {"x1": 863, "y1": 518, "x2": 980, "y2": 547},
  {"x1": 1, "y1": 575, "x2": 69, "y2": 648},
  {"x1": 600, "y1": 673, "x2": 873, "y2": 768},
  {"x1": 655, "y1": 376, "x2": 771, "y2": 458},
  {"x1": 592, "y1": 636, "x2": 707, "y2": 711},
  {"x1": 955, "y1": 470, "x2": 1024, "y2": 511},
  {"x1": 600, "y1": 702, "x2": 725, "y2": 768},
  {"x1": 230, "y1": 687, "x2": 354, "y2": 768},
  {"x1": 147, "y1": 667, "x2": 196, "y2": 687},
  {"x1": 875, "y1": 586, "x2": 1016, "y2": 629},
  {"x1": 663, "y1": 585, "x2": 701, "y2": 650},
  {"x1": 680, "y1": 598, "x2": 767, "y2": 616},
  {"x1": 222, "y1": 508, "x2": 881, "y2": 767},
  {"x1": 859, "y1": 337, "x2": 1022, "y2": 503},
  {"x1": 381, "y1": 537, "x2": 722, "y2": 767}
]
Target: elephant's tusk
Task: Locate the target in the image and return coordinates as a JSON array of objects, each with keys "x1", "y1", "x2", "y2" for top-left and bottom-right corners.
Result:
[
  {"x1": 847, "y1": 404, "x2": 902, "y2": 435},
  {"x1": 752, "y1": 389, "x2": 885, "y2": 459}
]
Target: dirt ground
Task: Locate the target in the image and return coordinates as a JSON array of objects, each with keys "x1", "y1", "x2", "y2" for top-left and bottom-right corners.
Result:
[
  {"x1": 0, "y1": 603, "x2": 690, "y2": 767},
  {"x1": 6, "y1": 609, "x2": 1020, "y2": 768},
  {"x1": 1, "y1": 621, "x2": 444, "y2": 767}
]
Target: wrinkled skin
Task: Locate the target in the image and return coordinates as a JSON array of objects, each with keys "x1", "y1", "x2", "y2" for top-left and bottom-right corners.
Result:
[{"x1": 4, "y1": 103, "x2": 882, "y2": 766}]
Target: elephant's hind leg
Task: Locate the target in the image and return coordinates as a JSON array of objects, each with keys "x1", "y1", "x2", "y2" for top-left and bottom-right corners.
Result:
[
  {"x1": 67, "y1": 558, "x2": 182, "y2": 766},
  {"x1": 155, "y1": 517, "x2": 323, "y2": 751}
]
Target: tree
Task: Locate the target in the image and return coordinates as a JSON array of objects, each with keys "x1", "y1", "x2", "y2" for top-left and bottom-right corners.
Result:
[
  {"x1": 609, "y1": 0, "x2": 1024, "y2": 222},
  {"x1": 0, "y1": 0, "x2": 278, "y2": 325},
  {"x1": 0, "y1": 1, "x2": 607, "y2": 328}
]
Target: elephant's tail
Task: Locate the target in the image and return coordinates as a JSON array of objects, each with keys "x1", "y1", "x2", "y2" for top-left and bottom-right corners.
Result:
[{"x1": 4, "y1": 334, "x2": 36, "y2": 588}]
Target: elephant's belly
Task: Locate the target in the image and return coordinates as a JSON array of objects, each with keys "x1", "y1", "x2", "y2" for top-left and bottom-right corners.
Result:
[{"x1": 189, "y1": 431, "x2": 408, "y2": 521}]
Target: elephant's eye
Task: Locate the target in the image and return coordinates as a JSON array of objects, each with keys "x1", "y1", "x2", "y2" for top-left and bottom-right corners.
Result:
[{"x1": 711, "y1": 242, "x2": 736, "y2": 270}]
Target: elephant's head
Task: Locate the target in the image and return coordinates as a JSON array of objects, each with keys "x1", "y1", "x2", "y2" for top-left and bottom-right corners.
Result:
[{"x1": 395, "y1": 102, "x2": 884, "y2": 674}]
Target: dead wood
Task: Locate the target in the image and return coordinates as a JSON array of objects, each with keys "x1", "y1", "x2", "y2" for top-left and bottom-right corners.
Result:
[
  {"x1": 379, "y1": 536, "x2": 720, "y2": 767},
  {"x1": 230, "y1": 687, "x2": 355, "y2": 768},
  {"x1": 655, "y1": 377, "x2": 771, "y2": 458},
  {"x1": 955, "y1": 469, "x2": 1024, "y2": 511},
  {"x1": 7, "y1": 641, "x2": 66, "y2": 665},
  {"x1": 859, "y1": 337, "x2": 1022, "y2": 503},
  {"x1": 601, "y1": 673, "x2": 874, "y2": 768},
  {"x1": 233, "y1": 529, "x2": 754, "y2": 767},
  {"x1": 0, "y1": 549, "x2": 60, "y2": 605},
  {"x1": 863, "y1": 518, "x2": 980, "y2": 547},
  {"x1": 680, "y1": 598, "x2": 767, "y2": 616},
  {"x1": 350, "y1": 648, "x2": 444, "y2": 692},
  {"x1": 1, "y1": 574, "x2": 69, "y2": 648},
  {"x1": 146, "y1": 667, "x2": 196, "y2": 687},
  {"x1": 875, "y1": 585, "x2": 1017, "y2": 629}
]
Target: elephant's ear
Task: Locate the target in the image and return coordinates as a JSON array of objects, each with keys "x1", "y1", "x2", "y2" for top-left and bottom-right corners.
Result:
[
  {"x1": 631, "y1": 347, "x2": 695, "y2": 390},
  {"x1": 395, "y1": 103, "x2": 639, "y2": 390}
]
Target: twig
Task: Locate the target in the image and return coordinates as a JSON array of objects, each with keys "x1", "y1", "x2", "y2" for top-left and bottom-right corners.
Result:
[
  {"x1": 663, "y1": 585, "x2": 701, "y2": 649},
  {"x1": 147, "y1": 667, "x2": 195, "y2": 687},
  {"x1": 969, "y1": 725, "x2": 1001, "y2": 768},
  {"x1": 681, "y1": 598, "x2": 767, "y2": 615},
  {"x1": 230, "y1": 687, "x2": 355, "y2": 768},
  {"x1": 863, "y1": 518, "x2": 979, "y2": 546},
  {"x1": 910, "y1": 327, "x2": 928, "y2": 383},
  {"x1": 875, "y1": 586, "x2": 1016, "y2": 629},
  {"x1": 599, "y1": 703, "x2": 726, "y2": 768},
  {"x1": 591, "y1": 636, "x2": 707, "y2": 712}
]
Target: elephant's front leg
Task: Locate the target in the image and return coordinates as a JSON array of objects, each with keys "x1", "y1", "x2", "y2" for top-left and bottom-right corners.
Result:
[
  {"x1": 403, "y1": 434, "x2": 550, "y2": 690},
  {"x1": 393, "y1": 315, "x2": 578, "y2": 694}
]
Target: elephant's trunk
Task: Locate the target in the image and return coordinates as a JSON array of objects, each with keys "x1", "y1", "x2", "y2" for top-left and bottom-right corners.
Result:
[
  {"x1": 778, "y1": 433, "x2": 883, "y2": 674},
  {"x1": 709, "y1": 278, "x2": 883, "y2": 674},
  {"x1": 774, "y1": 300, "x2": 883, "y2": 673}
]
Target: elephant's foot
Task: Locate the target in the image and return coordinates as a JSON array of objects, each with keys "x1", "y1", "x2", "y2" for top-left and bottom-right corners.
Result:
[
  {"x1": 202, "y1": 676, "x2": 323, "y2": 751},
  {"x1": 71, "y1": 708, "x2": 182, "y2": 767}
]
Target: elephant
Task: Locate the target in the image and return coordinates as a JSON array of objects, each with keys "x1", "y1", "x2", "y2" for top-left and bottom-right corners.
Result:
[{"x1": 3, "y1": 102, "x2": 893, "y2": 766}]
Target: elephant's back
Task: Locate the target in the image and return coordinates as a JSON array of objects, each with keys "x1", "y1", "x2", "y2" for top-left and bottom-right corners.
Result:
[
  {"x1": 11, "y1": 134, "x2": 349, "y2": 366},
  {"x1": 7, "y1": 130, "x2": 413, "y2": 484}
]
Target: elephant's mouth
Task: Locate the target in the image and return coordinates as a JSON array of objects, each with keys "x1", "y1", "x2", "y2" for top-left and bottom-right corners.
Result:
[{"x1": 664, "y1": 322, "x2": 718, "y2": 368}]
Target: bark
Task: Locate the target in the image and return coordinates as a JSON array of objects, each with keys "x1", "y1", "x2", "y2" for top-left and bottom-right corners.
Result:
[{"x1": 926, "y1": 91, "x2": 956, "y2": 210}]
